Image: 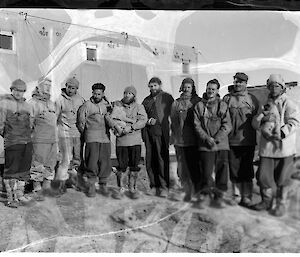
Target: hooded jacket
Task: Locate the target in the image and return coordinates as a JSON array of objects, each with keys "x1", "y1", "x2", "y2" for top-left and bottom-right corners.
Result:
[
  {"x1": 170, "y1": 93, "x2": 201, "y2": 146},
  {"x1": 111, "y1": 99, "x2": 148, "y2": 147},
  {"x1": 223, "y1": 90, "x2": 259, "y2": 146},
  {"x1": 142, "y1": 90, "x2": 174, "y2": 143},
  {"x1": 29, "y1": 89, "x2": 58, "y2": 144},
  {"x1": 252, "y1": 93, "x2": 300, "y2": 158},
  {"x1": 56, "y1": 88, "x2": 85, "y2": 138},
  {"x1": 194, "y1": 94, "x2": 232, "y2": 151},
  {"x1": 0, "y1": 94, "x2": 32, "y2": 148},
  {"x1": 77, "y1": 97, "x2": 114, "y2": 143}
]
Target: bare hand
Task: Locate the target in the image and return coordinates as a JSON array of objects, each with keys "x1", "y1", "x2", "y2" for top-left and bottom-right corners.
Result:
[
  {"x1": 206, "y1": 137, "x2": 216, "y2": 148},
  {"x1": 114, "y1": 125, "x2": 123, "y2": 135},
  {"x1": 148, "y1": 118, "x2": 157, "y2": 126},
  {"x1": 123, "y1": 125, "x2": 132, "y2": 134}
]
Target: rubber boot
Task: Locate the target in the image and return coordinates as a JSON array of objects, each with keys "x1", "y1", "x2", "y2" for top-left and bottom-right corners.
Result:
[
  {"x1": 129, "y1": 171, "x2": 139, "y2": 199},
  {"x1": 17, "y1": 180, "x2": 35, "y2": 206},
  {"x1": 32, "y1": 181, "x2": 45, "y2": 201},
  {"x1": 3, "y1": 179, "x2": 18, "y2": 208},
  {"x1": 86, "y1": 178, "x2": 96, "y2": 197},
  {"x1": 112, "y1": 171, "x2": 124, "y2": 199},
  {"x1": 270, "y1": 186, "x2": 286, "y2": 217},
  {"x1": 251, "y1": 188, "x2": 273, "y2": 211},
  {"x1": 239, "y1": 182, "x2": 253, "y2": 208}
]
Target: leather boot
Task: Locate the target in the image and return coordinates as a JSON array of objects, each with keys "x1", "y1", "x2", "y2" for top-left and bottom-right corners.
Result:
[
  {"x1": 4, "y1": 179, "x2": 18, "y2": 208},
  {"x1": 129, "y1": 171, "x2": 139, "y2": 199},
  {"x1": 251, "y1": 188, "x2": 273, "y2": 211},
  {"x1": 86, "y1": 178, "x2": 96, "y2": 197},
  {"x1": 239, "y1": 182, "x2": 253, "y2": 208}
]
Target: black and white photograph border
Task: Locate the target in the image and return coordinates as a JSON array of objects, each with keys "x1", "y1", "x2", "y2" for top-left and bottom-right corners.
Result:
[{"x1": 0, "y1": 4, "x2": 300, "y2": 253}]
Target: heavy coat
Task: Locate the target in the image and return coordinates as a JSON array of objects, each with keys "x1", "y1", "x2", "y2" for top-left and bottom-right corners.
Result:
[
  {"x1": 170, "y1": 93, "x2": 201, "y2": 146},
  {"x1": 194, "y1": 94, "x2": 232, "y2": 151},
  {"x1": 252, "y1": 93, "x2": 300, "y2": 158}
]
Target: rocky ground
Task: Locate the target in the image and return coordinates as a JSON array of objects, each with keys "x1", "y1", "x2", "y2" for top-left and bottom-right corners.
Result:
[{"x1": 0, "y1": 160, "x2": 299, "y2": 253}]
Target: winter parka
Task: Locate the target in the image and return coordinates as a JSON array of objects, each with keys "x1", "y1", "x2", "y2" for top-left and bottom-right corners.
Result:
[
  {"x1": 111, "y1": 100, "x2": 148, "y2": 147},
  {"x1": 56, "y1": 88, "x2": 85, "y2": 138},
  {"x1": 77, "y1": 97, "x2": 114, "y2": 143},
  {"x1": 223, "y1": 90, "x2": 259, "y2": 146},
  {"x1": 194, "y1": 94, "x2": 232, "y2": 151},
  {"x1": 29, "y1": 90, "x2": 58, "y2": 144},
  {"x1": 142, "y1": 90, "x2": 174, "y2": 143},
  {"x1": 252, "y1": 93, "x2": 300, "y2": 158},
  {"x1": 0, "y1": 94, "x2": 32, "y2": 148},
  {"x1": 170, "y1": 93, "x2": 201, "y2": 146}
]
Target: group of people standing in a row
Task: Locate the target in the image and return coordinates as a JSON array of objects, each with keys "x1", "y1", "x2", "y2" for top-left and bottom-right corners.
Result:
[{"x1": 0, "y1": 72, "x2": 299, "y2": 218}]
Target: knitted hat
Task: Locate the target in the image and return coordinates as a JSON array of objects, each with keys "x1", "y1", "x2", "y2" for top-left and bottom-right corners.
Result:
[
  {"x1": 234, "y1": 72, "x2": 248, "y2": 82},
  {"x1": 267, "y1": 74, "x2": 285, "y2": 88},
  {"x1": 124, "y1": 86, "x2": 137, "y2": 96},
  {"x1": 38, "y1": 76, "x2": 51, "y2": 87},
  {"x1": 92, "y1": 83, "x2": 105, "y2": 91},
  {"x1": 66, "y1": 77, "x2": 79, "y2": 88},
  {"x1": 10, "y1": 79, "x2": 27, "y2": 91}
]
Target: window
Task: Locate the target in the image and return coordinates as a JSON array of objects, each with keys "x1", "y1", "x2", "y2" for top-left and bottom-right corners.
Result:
[
  {"x1": 0, "y1": 32, "x2": 14, "y2": 51},
  {"x1": 86, "y1": 46, "x2": 97, "y2": 62}
]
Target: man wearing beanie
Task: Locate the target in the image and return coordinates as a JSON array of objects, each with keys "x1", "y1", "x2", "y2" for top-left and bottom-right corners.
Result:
[
  {"x1": 0, "y1": 79, "x2": 34, "y2": 208},
  {"x1": 28, "y1": 76, "x2": 59, "y2": 201},
  {"x1": 252, "y1": 74, "x2": 300, "y2": 216},
  {"x1": 223, "y1": 72, "x2": 259, "y2": 207},
  {"x1": 142, "y1": 77, "x2": 174, "y2": 198},
  {"x1": 55, "y1": 77, "x2": 85, "y2": 194},
  {"x1": 77, "y1": 83, "x2": 115, "y2": 197},
  {"x1": 109, "y1": 86, "x2": 147, "y2": 199}
]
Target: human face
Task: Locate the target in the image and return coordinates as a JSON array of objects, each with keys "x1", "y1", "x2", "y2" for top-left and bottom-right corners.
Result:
[
  {"x1": 233, "y1": 78, "x2": 247, "y2": 92},
  {"x1": 65, "y1": 84, "x2": 77, "y2": 97},
  {"x1": 268, "y1": 82, "x2": 282, "y2": 98},
  {"x1": 148, "y1": 82, "x2": 161, "y2": 95},
  {"x1": 182, "y1": 83, "x2": 193, "y2": 95},
  {"x1": 123, "y1": 91, "x2": 135, "y2": 102},
  {"x1": 92, "y1": 89, "x2": 104, "y2": 103},
  {"x1": 40, "y1": 81, "x2": 51, "y2": 95},
  {"x1": 11, "y1": 88, "x2": 25, "y2": 101},
  {"x1": 206, "y1": 83, "x2": 219, "y2": 99}
]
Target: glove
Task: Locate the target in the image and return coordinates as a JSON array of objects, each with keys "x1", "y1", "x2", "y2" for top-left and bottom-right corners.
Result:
[{"x1": 114, "y1": 125, "x2": 124, "y2": 136}]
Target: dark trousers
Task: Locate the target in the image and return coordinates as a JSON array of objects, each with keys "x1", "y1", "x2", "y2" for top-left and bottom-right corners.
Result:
[
  {"x1": 4, "y1": 143, "x2": 33, "y2": 181},
  {"x1": 175, "y1": 145, "x2": 201, "y2": 193},
  {"x1": 199, "y1": 150, "x2": 229, "y2": 192},
  {"x1": 144, "y1": 132, "x2": 169, "y2": 190},
  {"x1": 116, "y1": 145, "x2": 141, "y2": 172},
  {"x1": 84, "y1": 142, "x2": 112, "y2": 184},
  {"x1": 256, "y1": 156, "x2": 294, "y2": 190},
  {"x1": 229, "y1": 146, "x2": 255, "y2": 183}
]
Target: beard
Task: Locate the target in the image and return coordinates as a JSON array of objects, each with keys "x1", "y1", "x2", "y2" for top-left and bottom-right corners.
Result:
[
  {"x1": 93, "y1": 97, "x2": 102, "y2": 103},
  {"x1": 150, "y1": 89, "x2": 162, "y2": 97},
  {"x1": 122, "y1": 96, "x2": 135, "y2": 104}
]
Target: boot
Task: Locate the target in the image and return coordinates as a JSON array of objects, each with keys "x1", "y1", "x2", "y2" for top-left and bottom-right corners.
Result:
[
  {"x1": 42, "y1": 179, "x2": 60, "y2": 197},
  {"x1": 239, "y1": 182, "x2": 253, "y2": 208},
  {"x1": 32, "y1": 181, "x2": 45, "y2": 201},
  {"x1": 58, "y1": 180, "x2": 67, "y2": 195},
  {"x1": 3, "y1": 179, "x2": 18, "y2": 208},
  {"x1": 128, "y1": 172, "x2": 139, "y2": 200},
  {"x1": 98, "y1": 183, "x2": 110, "y2": 197},
  {"x1": 76, "y1": 171, "x2": 87, "y2": 193},
  {"x1": 211, "y1": 189, "x2": 226, "y2": 209},
  {"x1": 112, "y1": 171, "x2": 125, "y2": 199},
  {"x1": 251, "y1": 188, "x2": 273, "y2": 211},
  {"x1": 228, "y1": 182, "x2": 241, "y2": 206},
  {"x1": 86, "y1": 179, "x2": 96, "y2": 198},
  {"x1": 270, "y1": 186, "x2": 286, "y2": 217},
  {"x1": 16, "y1": 180, "x2": 35, "y2": 206}
]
